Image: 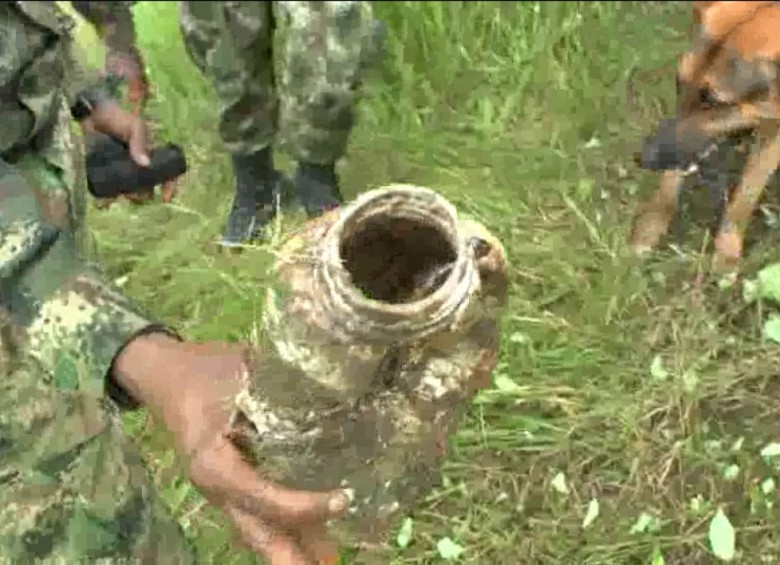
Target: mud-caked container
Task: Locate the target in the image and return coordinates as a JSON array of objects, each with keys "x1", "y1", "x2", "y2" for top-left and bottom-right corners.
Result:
[{"x1": 229, "y1": 184, "x2": 509, "y2": 544}]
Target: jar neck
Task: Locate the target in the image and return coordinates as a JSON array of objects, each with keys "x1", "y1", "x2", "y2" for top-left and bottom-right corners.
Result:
[{"x1": 315, "y1": 185, "x2": 480, "y2": 344}]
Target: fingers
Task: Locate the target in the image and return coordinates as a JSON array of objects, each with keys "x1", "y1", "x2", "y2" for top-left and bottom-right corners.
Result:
[
  {"x1": 225, "y1": 503, "x2": 316, "y2": 565},
  {"x1": 188, "y1": 433, "x2": 351, "y2": 528},
  {"x1": 127, "y1": 117, "x2": 151, "y2": 167},
  {"x1": 226, "y1": 505, "x2": 341, "y2": 565},
  {"x1": 160, "y1": 178, "x2": 178, "y2": 203},
  {"x1": 229, "y1": 465, "x2": 351, "y2": 526}
]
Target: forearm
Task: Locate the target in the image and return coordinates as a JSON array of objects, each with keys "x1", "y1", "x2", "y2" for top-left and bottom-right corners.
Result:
[
  {"x1": 111, "y1": 331, "x2": 185, "y2": 412},
  {"x1": 60, "y1": 8, "x2": 120, "y2": 112}
]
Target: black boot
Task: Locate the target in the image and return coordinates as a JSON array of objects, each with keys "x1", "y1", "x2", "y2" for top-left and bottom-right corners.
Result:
[
  {"x1": 294, "y1": 162, "x2": 344, "y2": 218},
  {"x1": 222, "y1": 148, "x2": 275, "y2": 248}
]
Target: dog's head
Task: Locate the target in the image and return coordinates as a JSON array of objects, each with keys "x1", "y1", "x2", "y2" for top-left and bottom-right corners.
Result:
[{"x1": 638, "y1": 1, "x2": 780, "y2": 172}]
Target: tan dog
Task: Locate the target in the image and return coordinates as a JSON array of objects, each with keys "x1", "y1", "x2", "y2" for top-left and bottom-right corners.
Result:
[{"x1": 630, "y1": 1, "x2": 780, "y2": 272}]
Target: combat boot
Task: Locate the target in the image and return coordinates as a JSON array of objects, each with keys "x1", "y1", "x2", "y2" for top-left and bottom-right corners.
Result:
[
  {"x1": 293, "y1": 162, "x2": 344, "y2": 218},
  {"x1": 222, "y1": 148, "x2": 276, "y2": 248}
]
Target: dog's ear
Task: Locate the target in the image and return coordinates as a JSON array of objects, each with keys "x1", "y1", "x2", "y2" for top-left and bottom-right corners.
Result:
[
  {"x1": 679, "y1": 3, "x2": 780, "y2": 108},
  {"x1": 727, "y1": 55, "x2": 776, "y2": 101},
  {"x1": 698, "y1": 2, "x2": 776, "y2": 43}
]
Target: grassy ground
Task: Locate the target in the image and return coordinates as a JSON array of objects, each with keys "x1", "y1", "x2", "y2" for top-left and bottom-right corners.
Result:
[{"x1": 72, "y1": 1, "x2": 780, "y2": 563}]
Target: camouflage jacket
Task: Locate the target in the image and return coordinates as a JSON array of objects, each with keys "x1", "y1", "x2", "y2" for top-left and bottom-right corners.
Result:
[{"x1": 1, "y1": 1, "x2": 159, "y2": 407}]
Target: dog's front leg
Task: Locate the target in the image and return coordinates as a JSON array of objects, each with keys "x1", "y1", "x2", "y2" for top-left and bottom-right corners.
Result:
[
  {"x1": 713, "y1": 121, "x2": 780, "y2": 272},
  {"x1": 629, "y1": 170, "x2": 686, "y2": 255}
]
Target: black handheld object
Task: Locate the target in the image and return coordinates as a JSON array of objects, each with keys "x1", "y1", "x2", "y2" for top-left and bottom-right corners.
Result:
[{"x1": 85, "y1": 133, "x2": 187, "y2": 199}]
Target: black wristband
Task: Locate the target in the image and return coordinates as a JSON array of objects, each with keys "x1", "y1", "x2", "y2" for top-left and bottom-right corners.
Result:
[
  {"x1": 70, "y1": 86, "x2": 112, "y2": 122},
  {"x1": 106, "y1": 324, "x2": 184, "y2": 411}
]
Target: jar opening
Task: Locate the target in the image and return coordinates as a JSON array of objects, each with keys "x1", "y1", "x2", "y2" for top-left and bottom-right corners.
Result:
[{"x1": 339, "y1": 215, "x2": 458, "y2": 304}]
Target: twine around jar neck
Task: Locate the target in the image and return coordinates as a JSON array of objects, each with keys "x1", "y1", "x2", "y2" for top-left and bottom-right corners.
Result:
[{"x1": 314, "y1": 185, "x2": 481, "y2": 345}]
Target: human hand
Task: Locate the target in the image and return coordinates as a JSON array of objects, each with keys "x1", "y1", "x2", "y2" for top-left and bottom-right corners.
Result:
[
  {"x1": 82, "y1": 99, "x2": 151, "y2": 168},
  {"x1": 112, "y1": 333, "x2": 349, "y2": 565},
  {"x1": 105, "y1": 49, "x2": 150, "y2": 114}
]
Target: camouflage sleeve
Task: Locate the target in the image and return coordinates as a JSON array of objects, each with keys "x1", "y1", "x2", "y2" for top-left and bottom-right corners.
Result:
[
  {"x1": 61, "y1": 21, "x2": 110, "y2": 109},
  {"x1": 0, "y1": 158, "x2": 167, "y2": 409},
  {"x1": 70, "y1": 1, "x2": 139, "y2": 59}
]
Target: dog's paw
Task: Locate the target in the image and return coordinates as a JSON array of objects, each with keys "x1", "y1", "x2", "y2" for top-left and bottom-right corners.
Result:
[
  {"x1": 712, "y1": 231, "x2": 743, "y2": 274},
  {"x1": 628, "y1": 212, "x2": 671, "y2": 256}
]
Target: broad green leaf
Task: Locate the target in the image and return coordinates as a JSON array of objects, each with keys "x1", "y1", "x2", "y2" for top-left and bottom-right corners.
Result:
[
  {"x1": 165, "y1": 479, "x2": 192, "y2": 513},
  {"x1": 742, "y1": 278, "x2": 759, "y2": 303},
  {"x1": 757, "y1": 263, "x2": 780, "y2": 303},
  {"x1": 763, "y1": 315, "x2": 780, "y2": 343},
  {"x1": 762, "y1": 478, "x2": 775, "y2": 495},
  {"x1": 760, "y1": 442, "x2": 780, "y2": 460},
  {"x1": 651, "y1": 547, "x2": 665, "y2": 565},
  {"x1": 682, "y1": 369, "x2": 699, "y2": 393},
  {"x1": 722, "y1": 464, "x2": 740, "y2": 481},
  {"x1": 631, "y1": 511, "x2": 660, "y2": 534},
  {"x1": 396, "y1": 517, "x2": 414, "y2": 549},
  {"x1": 508, "y1": 332, "x2": 529, "y2": 344},
  {"x1": 718, "y1": 277, "x2": 735, "y2": 291},
  {"x1": 690, "y1": 495, "x2": 711, "y2": 515},
  {"x1": 708, "y1": 508, "x2": 736, "y2": 561},
  {"x1": 550, "y1": 472, "x2": 569, "y2": 495},
  {"x1": 705, "y1": 439, "x2": 724, "y2": 454},
  {"x1": 493, "y1": 373, "x2": 524, "y2": 394},
  {"x1": 576, "y1": 177, "x2": 595, "y2": 201},
  {"x1": 649, "y1": 355, "x2": 668, "y2": 381},
  {"x1": 582, "y1": 498, "x2": 599, "y2": 529},
  {"x1": 436, "y1": 537, "x2": 465, "y2": 560}
]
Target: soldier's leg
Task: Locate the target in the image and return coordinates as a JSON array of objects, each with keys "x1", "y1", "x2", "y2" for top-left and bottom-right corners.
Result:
[
  {"x1": 0, "y1": 360, "x2": 195, "y2": 562},
  {"x1": 180, "y1": 1, "x2": 281, "y2": 248},
  {"x1": 276, "y1": 1, "x2": 384, "y2": 218}
]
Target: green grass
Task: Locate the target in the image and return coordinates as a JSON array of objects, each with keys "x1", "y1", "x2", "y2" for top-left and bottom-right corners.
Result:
[{"x1": 75, "y1": 1, "x2": 780, "y2": 563}]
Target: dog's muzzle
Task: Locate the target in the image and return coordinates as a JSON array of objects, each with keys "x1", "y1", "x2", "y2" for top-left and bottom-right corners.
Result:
[{"x1": 636, "y1": 117, "x2": 715, "y2": 173}]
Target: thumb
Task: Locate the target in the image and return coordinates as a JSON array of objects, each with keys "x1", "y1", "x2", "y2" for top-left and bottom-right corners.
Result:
[
  {"x1": 128, "y1": 119, "x2": 151, "y2": 167},
  {"x1": 230, "y1": 464, "x2": 353, "y2": 526},
  {"x1": 240, "y1": 479, "x2": 354, "y2": 527}
]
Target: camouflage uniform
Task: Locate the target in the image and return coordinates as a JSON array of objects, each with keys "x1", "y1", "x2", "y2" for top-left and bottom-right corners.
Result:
[
  {"x1": 179, "y1": 1, "x2": 383, "y2": 247},
  {"x1": 0, "y1": 2, "x2": 194, "y2": 561}
]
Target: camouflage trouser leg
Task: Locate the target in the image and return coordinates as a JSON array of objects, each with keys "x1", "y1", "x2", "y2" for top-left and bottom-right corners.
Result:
[
  {"x1": 179, "y1": 1, "x2": 377, "y2": 165},
  {"x1": 179, "y1": 1, "x2": 277, "y2": 159},
  {"x1": 275, "y1": 1, "x2": 377, "y2": 165}
]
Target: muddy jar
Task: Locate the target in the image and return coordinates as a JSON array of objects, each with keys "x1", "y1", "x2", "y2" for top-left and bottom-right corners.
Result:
[{"x1": 229, "y1": 184, "x2": 509, "y2": 544}]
